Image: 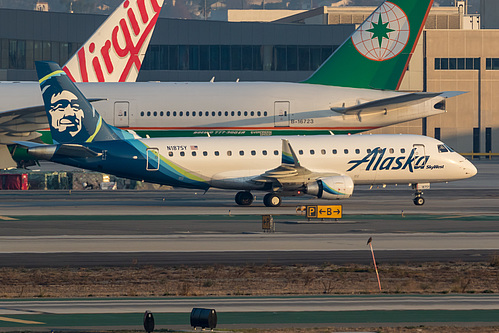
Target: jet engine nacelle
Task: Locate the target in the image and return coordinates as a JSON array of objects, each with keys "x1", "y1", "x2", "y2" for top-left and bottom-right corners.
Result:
[{"x1": 306, "y1": 175, "x2": 354, "y2": 200}]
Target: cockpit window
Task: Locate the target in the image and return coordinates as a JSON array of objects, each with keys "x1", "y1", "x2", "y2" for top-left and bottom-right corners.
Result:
[
  {"x1": 445, "y1": 144, "x2": 455, "y2": 152},
  {"x1": 437, "y1": 144, "x2": 449, "y2": 153}
]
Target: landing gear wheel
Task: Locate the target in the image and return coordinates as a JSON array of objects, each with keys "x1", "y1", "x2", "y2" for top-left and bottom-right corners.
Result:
[
  {"x1": 413, "y1": 196, "x2": 425, "y2": 206},
  {"x1": 263, "y1": 193, "x2": 282, "y2": 207},
  {"x1": 235, "y1": 191, "x2": 253, "y2": 206}
]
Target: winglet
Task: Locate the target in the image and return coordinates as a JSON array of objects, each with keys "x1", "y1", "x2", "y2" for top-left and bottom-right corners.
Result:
[
  {"x1": 63, "y1": 0, "x2": 164, "y2": 83},
  {"x1": 282, "y1": 139, "x2": 300, "y2": 167}
]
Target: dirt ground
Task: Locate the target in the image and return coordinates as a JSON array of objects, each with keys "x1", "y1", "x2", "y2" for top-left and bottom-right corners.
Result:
[
  {"x1": 0, "y1": 261, "x2": 498, "y2": 298},
  {"x1": 1, "y1": 261, "x2": 499, "y2": 332}
]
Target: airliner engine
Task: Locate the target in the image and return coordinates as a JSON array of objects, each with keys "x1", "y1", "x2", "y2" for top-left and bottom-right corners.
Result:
[{"x1": 306, "y1": 175, "x2": 354, "y2": 199}]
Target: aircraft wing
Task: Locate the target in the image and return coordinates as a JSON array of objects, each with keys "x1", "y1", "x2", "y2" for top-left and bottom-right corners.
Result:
[
  {"x1": 0, "y1": 98, "x2": 106, "y2": 144},
  {"x1": 330, "y1": 91, "x2": 466, "y2": 115},
  {"x1": 251, "y1": 139, "x2": 339, "y2": 190}
]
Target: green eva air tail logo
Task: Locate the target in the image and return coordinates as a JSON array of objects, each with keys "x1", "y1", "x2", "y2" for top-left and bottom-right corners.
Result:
[{"x1": 352, "y1": 1, "x2": 410, "y2": 62}]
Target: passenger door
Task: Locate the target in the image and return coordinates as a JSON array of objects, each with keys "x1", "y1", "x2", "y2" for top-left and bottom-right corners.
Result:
[
  {"x1": 114, "y1": 101, "x2": 129, "y2": 127},
  {"x1": 274, "y1": 101, "x2": 290, "y2": 127},
  {"x1": 412, "y1": 144, "x2": 426, "y2": 170}
]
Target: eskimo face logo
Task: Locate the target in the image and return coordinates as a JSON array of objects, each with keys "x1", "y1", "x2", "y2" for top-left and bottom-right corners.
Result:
[
  {"x1": 351, "y1": 2, "x2": 410, "y2": 61},
  {"x1": 49, "y1": 90, "x2": 84, "y2": 137}
]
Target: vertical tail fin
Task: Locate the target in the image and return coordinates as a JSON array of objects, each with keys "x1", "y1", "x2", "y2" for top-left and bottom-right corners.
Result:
[
  {"x1": 303, "y1": 0, "x2": 433, "y2": 90},
  {"x1": 63, "y1": 0, "x2": 164, "y2": 83},
  {"x1": 36, "y1": 61, "x2": 126, "y2": 144}
]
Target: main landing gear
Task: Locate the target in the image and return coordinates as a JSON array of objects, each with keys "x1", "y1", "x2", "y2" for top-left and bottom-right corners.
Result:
[
  {"x1": 263, "y1": 193, "x2": 282, "y2": 207},
  {"x1": 234, "y1": 191, "x2": 282, "y2": 207},
  {"x1": 235, "y1": 191, "x2": 254, "y2": 206}
]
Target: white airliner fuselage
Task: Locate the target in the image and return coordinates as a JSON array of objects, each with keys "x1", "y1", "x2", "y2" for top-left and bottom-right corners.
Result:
[{"x1": 1, "y1": 81, "x2": 448, "y2": 144}]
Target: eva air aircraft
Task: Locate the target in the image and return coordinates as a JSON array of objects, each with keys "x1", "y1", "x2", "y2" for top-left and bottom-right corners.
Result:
[
  {"x1": 21, "y1": 62, "x2": 477, "y2": 207},
  {"x1": 4, "y1": 0, "x2": 457, "y2": 152}
]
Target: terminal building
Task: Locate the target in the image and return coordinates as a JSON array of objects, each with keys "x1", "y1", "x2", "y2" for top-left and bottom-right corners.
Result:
[{"x1": 0, "y1": 0, "x2": 498, "y2": 155}]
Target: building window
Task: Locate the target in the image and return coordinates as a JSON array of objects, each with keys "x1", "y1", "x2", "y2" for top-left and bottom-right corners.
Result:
[
  {"x1": 434, "y1": 127, "x2": 441, "y2": 140},
  {"x1": 435, "y1": 57, "x2": 480, "y2": 70},
  {"x1": 486, "y1": 58, "x2": 499, "y2": 70},
  {"x1": 486, "y1": 127, "x2": 492, "y2": 153}
]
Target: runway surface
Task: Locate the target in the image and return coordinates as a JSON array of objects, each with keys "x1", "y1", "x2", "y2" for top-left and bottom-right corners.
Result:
[{"x1": 0, "y1": 296, "x2": 497, "y2": 331}]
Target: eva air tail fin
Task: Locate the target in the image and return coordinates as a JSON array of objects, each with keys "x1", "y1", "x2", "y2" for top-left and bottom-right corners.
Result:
[
  {"x1": 36, "y1": 61, "x2": 132, "y2": 145},
  {"x1": 303, "y1": 0, "x2": 434, "y2": 90}
]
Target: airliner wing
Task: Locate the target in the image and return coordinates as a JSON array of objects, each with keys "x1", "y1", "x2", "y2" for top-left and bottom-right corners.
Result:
[
  {"x1": 0, "y1": 99, "x2": 106, "y2": 144},
  {"x1": 331, "y1": 91, "x2": 466, "y2": 115},
  {"x1": 251, "y1": 139, "x2": 339, "y2": 189}
]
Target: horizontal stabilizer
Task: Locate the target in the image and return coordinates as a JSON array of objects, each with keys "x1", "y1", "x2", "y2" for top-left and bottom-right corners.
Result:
[
  {"x1": 27, "y1": 143, "x2": 102, "y2": 160},
  {"x1": 331, "y1": 92, "x2": 461, "y2": 115},
  {"x1": 56, "y1": 144, "x2": 103, "y2": 158}
]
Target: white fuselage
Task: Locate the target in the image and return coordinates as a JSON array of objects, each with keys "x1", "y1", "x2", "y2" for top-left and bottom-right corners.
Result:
[
  {"x1": 0, "y1": 81, "x2": 445, "y2": 144},
  {"x1": 134, "y1": 134, "x2": 475, "y2": 191}
]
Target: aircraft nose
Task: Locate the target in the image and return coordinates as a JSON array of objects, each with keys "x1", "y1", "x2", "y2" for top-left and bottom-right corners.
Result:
[{"x1": 462, "y1": 159, "x2": 477, "y2": 178}]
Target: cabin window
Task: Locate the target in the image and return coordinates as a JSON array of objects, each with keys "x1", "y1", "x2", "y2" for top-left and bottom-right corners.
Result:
[
  {"x1": 321, "y1": 149, "x2": 326, "y2": 155},
  {"x1": 205, "y1": 111, "x2": 209, "y2": 116},
  {"x1": 153, "y1": 111, "x2": 157, "y2": 116},
  {"x1": 173, "y1": 111, "x2": 177, "y2": 116},
  {"x1": 257, "y1": 111, "x2": 261, "y2": 116},
  {"x1": 251, "y1": 150, "x2": 256, "y2": 156},
  {"x1": 389, "y1": 148, "x2": 394, "y2": 154},
  {"x1": 179, "y1": 111, "x2": 183, "y2": 116},
  {"x1": 332, "y1": 149, "x2": 337, "y2": 154},
  {"x1": 180, "y1": 151, "x2": 185, "y2": 156},
  {"x1": 367, "y1": 149, "x2": 372, "y2": 154},
  {"x1": 355, "y1": 149, "x2": 360, "y2": 154},
  {"x1": 239, "y1": 150, "x2": 244, "y2": 156},
  {"x1": 237, "y1": 111, "x2": 241, "y2": 116},
  {"x1": 186, "y1": 111, "x2": 190, "y2": 116},
  {"x1": 401, "y1": 148, "x2": 406, "y2": 153},
  {"x1": 212, "y1": 111, "x2": 216, "y2": 116},
  {"x1": 227, "y1": 151, "x2": 232, "y2": 156},
  {"x1": 215, "y1": 151, "x2": 220, "y2": 156},
  {"x1": 251, "y1": 111, "x2": 254, "y2": 116},
  {"x1": 344, "y1": 149, "x2": 349, "y2": 154},
  {"x1": 310, "y1": 150, "x2": 315, "y2": 155},
  {"x1": 218, "y1": 111, "x2": 222, "y2": 116},
  {"x1": 168, "y1": 152, "x2": 173, "y2": 157},
  {"x1": 244, "y1": 111, "x2": 248, "y2": 116},
  {"x1": 147, "y1": 111, "x2": 151, "y2": 116},
  {"x1": 225, "y1": 111, "x2": 229, "y2": 116},
  {"x1": 140, "y1": 111, "x2": 144, "y2": 116},
  {"x1": 203, "y1": 151, "x2": 208, "y2": 156},
  {"x1": 192, "y1": 111, "x2": 196, "y2": 116},
  {"x1": 192, "y1": 151, "x2": 197, "y2": 156},
  {"x1": 199, "y1": 111, "x2": 203, "y2": 117},
  {"x1": 160, "y1": 111, "x2": 164, "y2": 116},
  {"x1": 299, "y1": 150, "x2": 303, "y2": 155},
  {"x1": 167, "y1": 111, "x2": 171, "y2": 116},
  {"x1": 438, "y1": 144, "x2": 449, "y2": 153},
  {"x1": 262, "y1": 150, "x2": 268, "y2": 156},
  {"x1": 264, "y1": 111, "x2": 268, "y2": 116},
  {"x1": 231, "y1": 111, "x2": 235, "y2": 116},
  {"x1": 274, "y1": 150, "x2": 278, "y2": 155}
]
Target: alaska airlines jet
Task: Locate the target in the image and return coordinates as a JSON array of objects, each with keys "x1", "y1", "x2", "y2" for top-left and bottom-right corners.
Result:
[
  {"x1": 0, "y1": 0, "x2": 163, "y2": 168},
  {"x1": 23, "y1": 62, "x2": 477, "y2": 207},
  {"x1": 2, "y1": 0, "x2": 457, "y2": 149}
]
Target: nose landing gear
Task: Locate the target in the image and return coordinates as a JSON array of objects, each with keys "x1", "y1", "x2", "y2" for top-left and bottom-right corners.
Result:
[{"x1": 412, "y1": 183, "x2": 430, "y2": 206}]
